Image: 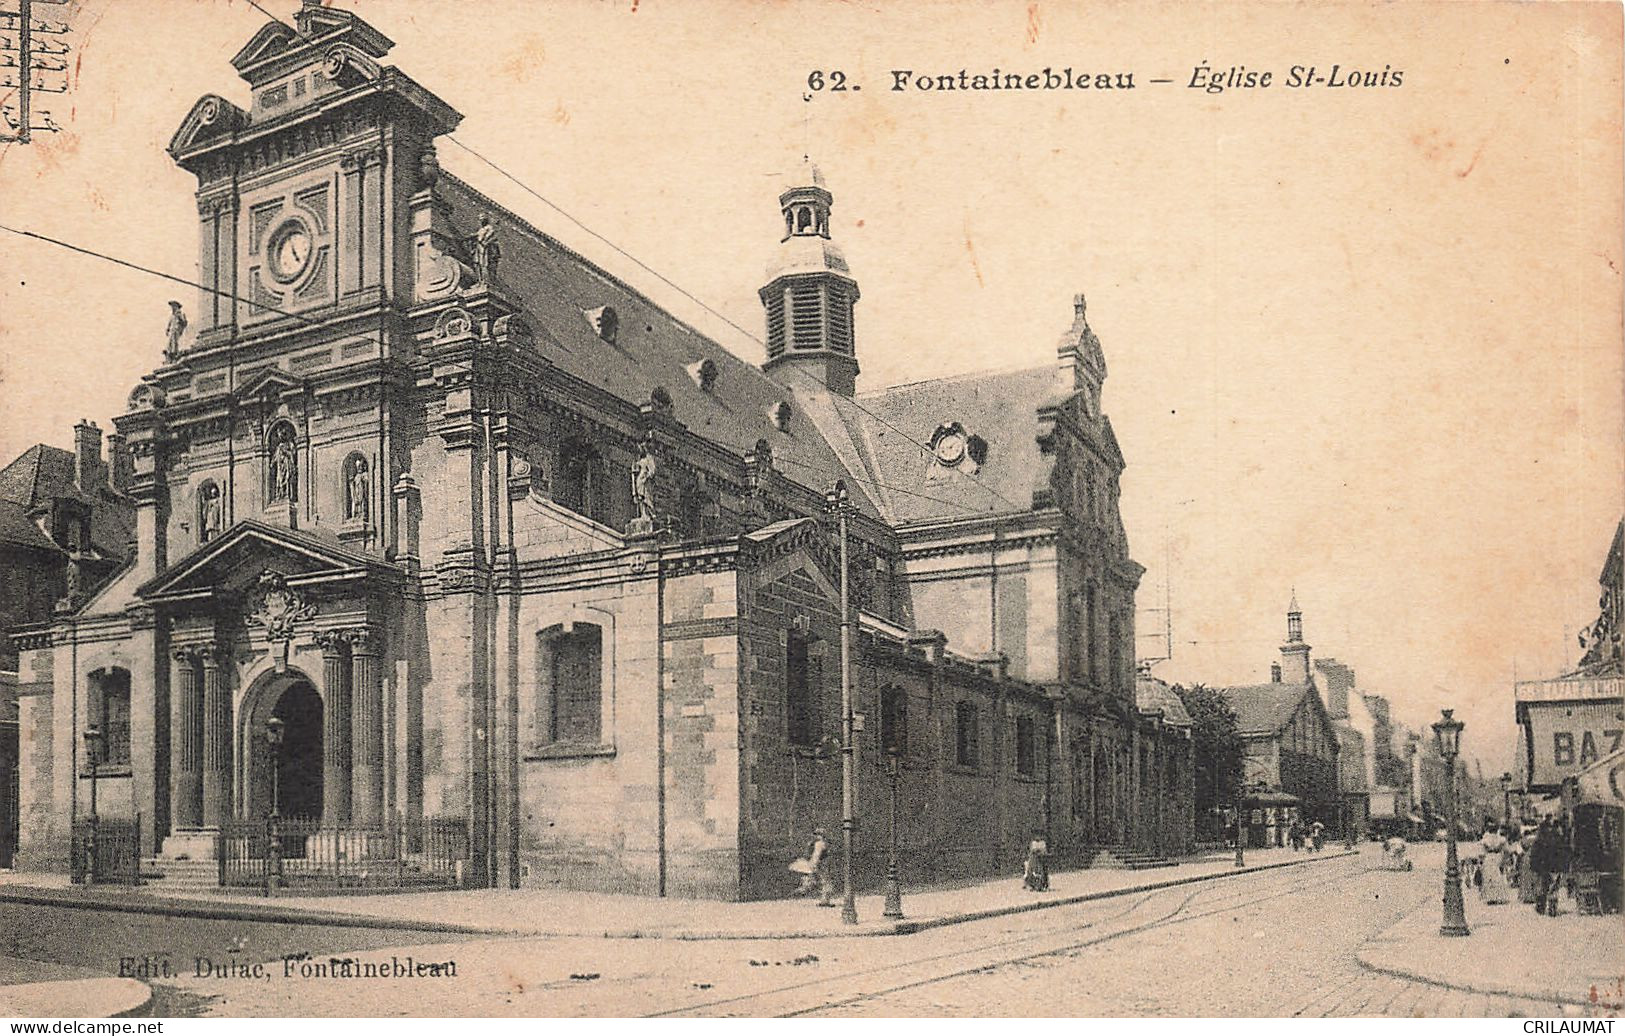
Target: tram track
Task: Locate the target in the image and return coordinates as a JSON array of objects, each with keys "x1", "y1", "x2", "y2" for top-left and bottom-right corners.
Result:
[{"x1": 653, "y1": 855, "x2": 1371, "y2": 1017}]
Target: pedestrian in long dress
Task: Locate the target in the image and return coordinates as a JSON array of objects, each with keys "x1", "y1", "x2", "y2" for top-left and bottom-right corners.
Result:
[
  {"x1": 1023, "y1": 833, "x2": 1050, "y2": 892},
  {"x1": 1518, "y1": 828, "x2": 1541, "y2": 904},
  {"x1": 1479, "y1": 826, "x2": 1512, "y2": 905}
]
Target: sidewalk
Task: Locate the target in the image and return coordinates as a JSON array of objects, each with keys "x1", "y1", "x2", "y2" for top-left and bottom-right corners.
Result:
[
  {"x1": 0, "y1": 978, "x2": 151, "y2": 1018},
  {"x1": 0, "y1": 846, "x2": 1355, "y2": 940},
  {"x1": 1358, "y1": 860, "x2": 1624, "y2": 1009}
]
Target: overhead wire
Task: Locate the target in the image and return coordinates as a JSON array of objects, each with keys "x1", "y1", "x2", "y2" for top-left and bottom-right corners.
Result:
[
  {"x1": 235, "y1": 0, "x2": 1026, "y2": 516},
  {"x1": 0, "y1": 221, "x2": 1001, "y2": 521}
]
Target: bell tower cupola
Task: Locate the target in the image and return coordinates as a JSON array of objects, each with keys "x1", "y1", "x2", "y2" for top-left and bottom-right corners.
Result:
[{"x1": 759, "y1": 161, "x2": 861, "y2": 397}]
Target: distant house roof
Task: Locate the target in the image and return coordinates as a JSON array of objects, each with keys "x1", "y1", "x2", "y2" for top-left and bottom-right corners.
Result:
[
  {"x1": 1218, "y1": 681, "x2": 1317, "y2": 737},
  {"x1": 0, "y1": 499, "x2": 60, "y2": 552},
  {"x1": 0, "y1": 444, "x2": 133, "y2": 560},
  {"x1": 1136, "y1": 674, "x2": 1193, "y2": 727}
]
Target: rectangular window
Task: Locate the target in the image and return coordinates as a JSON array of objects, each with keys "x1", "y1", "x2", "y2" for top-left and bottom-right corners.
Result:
[
  {"x1": 787, "y1": 633, "x2": 818, "y2": 746},
  {"x1": 881, "y1": 686, "x2": 908, "y2": 756},
  {"x1": 1015, "y1": 715, "x2": 1036, "y2": 776},
  {"x1": 955, "y1": 700, "x2": 979, "y2": 768},
  {"x1": 548, "y1": 625, "x2": 603, "y2": 744}
]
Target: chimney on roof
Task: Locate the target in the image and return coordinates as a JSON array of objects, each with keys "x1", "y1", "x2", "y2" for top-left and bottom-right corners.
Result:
[
  {"x1": 73, "y1": 420, "x2": 104, "y2": 491},
  {"x1": 106, "y1": 433, "x2": 133, "y2": 493},
  {"x1": 1270, "y1": 662, "x2": 1282, "y2": 683}
]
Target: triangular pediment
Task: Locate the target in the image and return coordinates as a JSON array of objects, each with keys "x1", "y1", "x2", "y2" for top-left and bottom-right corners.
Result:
[
  {"x1": 743, "y1": 517, "x2": 841, "y2": 599},
  {"x1": 167, "y1": 94, "x2": 246, "y2": 158},
  {"x1": 139, "y1": 519, "x2": 394, "y2": 602},
  {"x1": 231, "y1": 22, "x2": 302, "y2": 73},
  {"x1": 237, "y1": 367, "x2": 307, "y2": 401},
  {"x1": 232, "y1": 9, "x2": 393, "y2": 77}
]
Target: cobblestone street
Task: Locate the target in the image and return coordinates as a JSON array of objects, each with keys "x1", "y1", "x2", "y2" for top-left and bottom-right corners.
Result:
[{"x1": 109, "y1": 844, "x2": 1610, "y2": 1017}]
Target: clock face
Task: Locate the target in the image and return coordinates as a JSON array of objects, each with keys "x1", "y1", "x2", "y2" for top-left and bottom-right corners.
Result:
[
  {"x1": 268, "y1": 221, "x2": 313, "y2": 282},
  {"x1": 935, "y1": 432, "x2": 967, "y2": 466}
]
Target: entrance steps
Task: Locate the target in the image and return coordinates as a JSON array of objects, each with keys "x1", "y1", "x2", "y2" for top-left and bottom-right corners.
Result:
[
  {"x1": 1084, "y1": 844, "x2": 1179, "y2": 870},
  {"x1": 139, "y1": 857, "x2": 218, "y2": 891}
]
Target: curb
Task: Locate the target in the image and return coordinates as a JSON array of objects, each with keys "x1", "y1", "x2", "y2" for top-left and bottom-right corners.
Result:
[
  {"x1": 0, "y1": 886, "x2": 501, "y2": 936},
  {"x1": 0, "y1": 850, "x2": 1358, "y2": 941},
  {"x1": 1354, "y1": 919, "x2": 1613, "y2": 1009}
]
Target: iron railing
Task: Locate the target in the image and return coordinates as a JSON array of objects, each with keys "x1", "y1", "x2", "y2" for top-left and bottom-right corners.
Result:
[
  {"x1": 70, "y1": 813, "x2": 142, "y2": 885},
  {"x1": 217, "y1": 814, "x2": 470, "y2": 890}
]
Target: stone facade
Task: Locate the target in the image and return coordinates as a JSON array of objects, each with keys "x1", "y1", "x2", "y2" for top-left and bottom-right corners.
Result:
[{"x1": 11, "y1": 4, "x2": 1193, "y2": 897}]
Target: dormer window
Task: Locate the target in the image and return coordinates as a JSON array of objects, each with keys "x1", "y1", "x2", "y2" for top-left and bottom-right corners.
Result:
[
  {"x1": 596, "y1": 306, "x2": 619, "y2": 344},
  {"x1": 688, "y1": 358, "x2": 719, "y2": 392},
  {"x1": 770, "y1": 401, "x2": 792, "y2": 433}
]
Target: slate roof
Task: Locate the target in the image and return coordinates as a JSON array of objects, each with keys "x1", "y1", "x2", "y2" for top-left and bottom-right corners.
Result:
[
  {"x1": 850, "y1": 365, "x2": 1060, "y2": 524},
  {"x1": 1218, "y1": 681, "x2": 1316, "y2": 736},
  {"x1": 1136, "y1": 675, "x2": 1194, "y2": 727},
  {"x1": 0, "y1": 445, "x2": 133, "y2": 559},
  {"x1": 437, "y1": 173, "x2": 885, "y2": 520},
  {"x1": 0, "y1": 499, "x2": 59, "y2": 552}
]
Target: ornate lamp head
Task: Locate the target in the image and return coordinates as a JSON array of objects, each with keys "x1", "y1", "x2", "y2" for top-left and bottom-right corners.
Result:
[{"x1": 1432, "y1": 708, "x2": 1464, "y2": 761}]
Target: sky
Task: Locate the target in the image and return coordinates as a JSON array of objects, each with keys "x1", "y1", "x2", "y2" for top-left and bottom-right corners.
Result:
[{"x1": 0, "y1": 0, "x2": 1620, "y2": 775}]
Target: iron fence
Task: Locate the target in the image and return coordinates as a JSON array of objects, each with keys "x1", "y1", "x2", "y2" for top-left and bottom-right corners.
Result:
[
  {"x1": 70, "y1": 813, "x2": 142, "y2": 885},
  {"x1": 217, "y1": 814, "x2": 470, "y2": 890}
]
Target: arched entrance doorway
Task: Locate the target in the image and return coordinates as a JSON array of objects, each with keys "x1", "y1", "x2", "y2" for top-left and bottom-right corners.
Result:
[{"x1": 242, "y1": 669, "x2": 323, "y2": 822}]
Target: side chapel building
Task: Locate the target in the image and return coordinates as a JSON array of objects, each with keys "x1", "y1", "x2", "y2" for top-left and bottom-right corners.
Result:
[{"x1": 12, "y1": 3, "x2": 1192, "y2": 898}]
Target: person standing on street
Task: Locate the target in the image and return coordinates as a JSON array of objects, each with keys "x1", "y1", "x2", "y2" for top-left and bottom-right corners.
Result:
[
  {"x1": 808, "y1": 827, "x2": 835, "y2": 907},
  {"x1": 1479, "y1": 824, "x2": 1512, "y2": 905}
]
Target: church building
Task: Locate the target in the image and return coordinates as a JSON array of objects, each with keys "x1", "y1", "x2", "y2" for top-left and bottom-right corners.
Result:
[{"x1": 11, "y1": 2, "x2": 1191, "y2": 898}]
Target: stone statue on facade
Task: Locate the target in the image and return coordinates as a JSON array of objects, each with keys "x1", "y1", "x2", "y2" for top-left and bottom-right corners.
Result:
[
  {"x1": 347, "y1": 457, "x2": 369, "y2": 521},
  {"x1": 632, "y1": 440, "x2": 657, "y2": 524},
  {"x1": 473, "y1": 213, "x2": 500, "y2": 285},
  {"x1": 200, "y1": 483, "x2": 222, "y2": 542},
  {"x1": 164, "y1": 300, "x2": 188, "y2": 361},
  {"x1": 269, "y1": 431, "x2": 296, "y2": 502}
]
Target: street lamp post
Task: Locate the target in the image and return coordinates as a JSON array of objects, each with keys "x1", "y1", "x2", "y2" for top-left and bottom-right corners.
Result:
[
  {"x1": 1234, "y1": 785, "x2": 1247, "y2": 868},
  {"x1": 1500, "y1": 772, "x2": 1512, "y2": 829},
  {"x1": 82, "y1": 725, "x2": 101, "y2": 885},
  {"x1": 883, "y1": 745, "x2": 904, "y2": 918},
  {"x1": 265, "y1": 717, "x2": 285, "y2": 898},
  {"x1": 1432, "y1": 708, "x2": 1470, "y2": 937},
  {"x1": 825, "y1": 480, "x2": 858, "y2": 926}
]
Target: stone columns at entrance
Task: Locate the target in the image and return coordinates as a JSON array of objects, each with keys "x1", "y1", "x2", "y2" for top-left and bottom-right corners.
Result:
[
  {"x1": 170, "y1": 647, "x2": 203, "y2": 828},
  {"x1": 200, "y1": 645, "x2": 232, "y2": 826},
  {"x1": 317, "y1": 632, "x2": 352, "y2": 826},
  {"x1": 349, "y1": 629, "x2": 384, "y2": 827}
]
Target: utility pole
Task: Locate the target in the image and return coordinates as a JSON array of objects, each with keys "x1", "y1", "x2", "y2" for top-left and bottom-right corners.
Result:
[
  {"x1": 825, "y1": 480, "x2": 857, "y2": 926},
  {"x1": 1, "y1": 0, "x2": 71, "y2": 144}
]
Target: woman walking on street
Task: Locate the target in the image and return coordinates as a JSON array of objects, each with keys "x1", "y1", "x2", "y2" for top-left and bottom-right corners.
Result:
[{"x1": 1479, "y1": 824, "x2": 1512, "y2": 905}]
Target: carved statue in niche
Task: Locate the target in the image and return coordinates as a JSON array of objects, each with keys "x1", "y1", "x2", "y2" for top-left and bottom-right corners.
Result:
[
  {"x1": 345, "y1": 455, "x2": 369, "y2": 522},
  {"x1": 164, "y1": 301, "x2": 187, "y2": 361},
  {"x1": 632, "y1": 440, "x2": 658, "y2": 523},
  {"x1": 268, "y1": 424, "x2": 297, "y2": 502},
  {"x1": 198, "y1": 482, "x2": 223, "y2": 542},
  {"x1": 473, "y1": 213, "x2": 500, "y2": 285}
]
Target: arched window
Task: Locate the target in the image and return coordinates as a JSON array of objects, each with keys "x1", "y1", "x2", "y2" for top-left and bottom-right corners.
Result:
[
  {"x1": 88, "y1": 667, "x2": 132, "y2": 769},
  {"x1": 954, "y1": 700, "x2": 979, "y2": 768},
  {"x1": 266, "y1": 421, "x2": 298, "y2": 503},
  {"x1": 342, "y1": 452, "x2": 370, "y2": 523},
  {"x1": 880, "y1": 685, "x2": 908, "y2": 757},
  {"x1": 538, "y1": 623, "x2": 603, "y2": 744},
  {"x1": 796, "y1": 206, "x2": 813, "y2": 232},
  {"x1": 555, "y1": 438, "x2": 609, "y2": 524},
  {"x1": 197, "y1": 480, "x2": 223, "y2": 544},
  {"x1": 596, "y1": 306, "x2": 619, "y2": 344}
]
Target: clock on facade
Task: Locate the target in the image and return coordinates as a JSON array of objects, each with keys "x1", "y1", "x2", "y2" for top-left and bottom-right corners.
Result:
[
  {"x1": 934, "y1": 430, "x2": 967, "y2": 466},
  {"x1": 267, "y1": 219, "x2": 313, "y2": 283}
]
